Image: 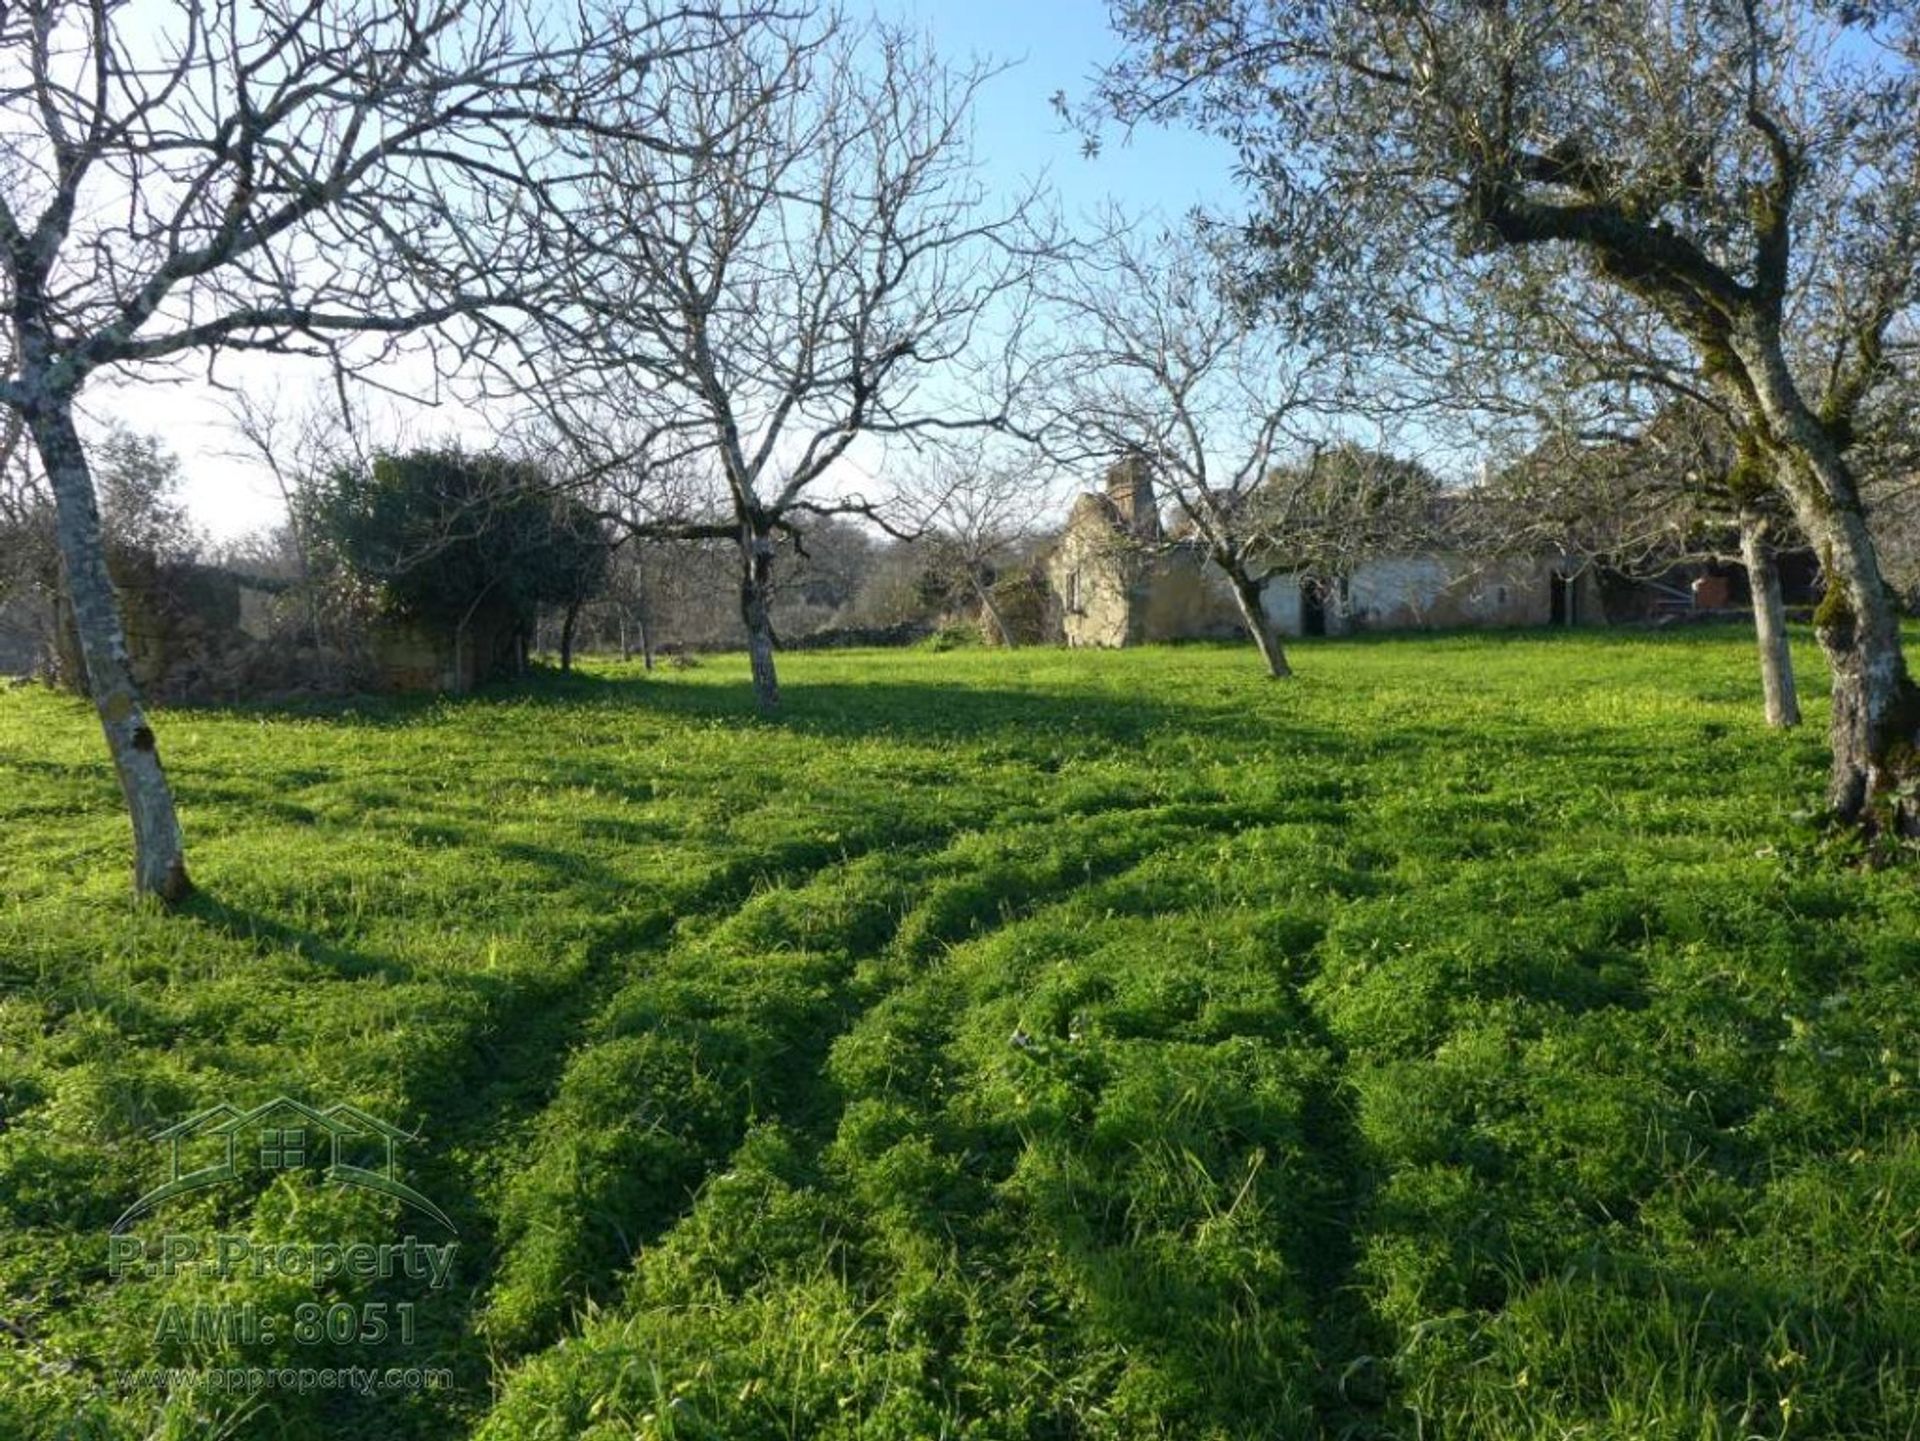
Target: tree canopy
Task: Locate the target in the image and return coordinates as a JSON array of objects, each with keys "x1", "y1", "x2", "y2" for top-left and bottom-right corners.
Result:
[{"x1": 304, "y1": 448, "x2": 609, "y2": 634}]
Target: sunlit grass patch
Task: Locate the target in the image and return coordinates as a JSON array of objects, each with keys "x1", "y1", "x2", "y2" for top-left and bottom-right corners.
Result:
[{"x1": 3, "y1": 629, "x2": 1917, "y2": 1438}]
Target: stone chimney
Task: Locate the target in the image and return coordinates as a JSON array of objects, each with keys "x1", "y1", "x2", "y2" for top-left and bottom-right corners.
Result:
[{"x1": 1106, "y1": 453, "x2": 1161, "y2": 542}]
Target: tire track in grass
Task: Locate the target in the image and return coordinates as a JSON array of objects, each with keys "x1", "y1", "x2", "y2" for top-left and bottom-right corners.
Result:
[
  {"x1": 474, "y1": 802, "x2": 1262, "y2": 1371},
  {"x1": 477, "y1": 847, "x2": 933, "y2": 1356},
  {"x1": 87, "y1": 817, "x2": 965, "y2": 1439},
  {"x1": 384, "y1": 818, "x2": 978, "y2": 1435},
  {"x1": 845, "y1": 812, "x2": 1368, "y2": 1435},
  {"x1": 476, "y1": 801, "x2": 1359, "y2": 1439}
]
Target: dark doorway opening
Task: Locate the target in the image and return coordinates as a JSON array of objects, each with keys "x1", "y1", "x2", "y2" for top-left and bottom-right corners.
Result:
[
  {"x1": 1549, "y1": 572, "x2": 1573, "y2": 626},
  {"x1": 1302, "y1": 582, "x2": 1327, "y2": 637}
]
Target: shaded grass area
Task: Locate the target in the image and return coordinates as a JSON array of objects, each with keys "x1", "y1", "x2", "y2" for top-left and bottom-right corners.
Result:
[{"x1": 3, "y1": 629, "x2": 1919, "y2": 1438}]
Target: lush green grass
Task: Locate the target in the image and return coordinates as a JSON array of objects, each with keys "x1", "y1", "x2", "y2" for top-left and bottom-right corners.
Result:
[{"x1": 3, "y1": 629, "x2": 1919, "y2": 1439}]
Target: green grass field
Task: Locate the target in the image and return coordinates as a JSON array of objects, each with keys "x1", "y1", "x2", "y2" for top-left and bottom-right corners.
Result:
[{"x1": 3, "y1": 629, "x2": 1919, "y2": 1439}]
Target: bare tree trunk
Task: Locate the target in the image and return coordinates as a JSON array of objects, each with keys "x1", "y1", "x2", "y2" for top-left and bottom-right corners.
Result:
[
  {"x1": 29, "y1": 399, "x2": 191, "y2": 902},
  {"x1": 635, "y1": 567, "x2": 655, "y2": 670},
  {"x1": 972, "y1": 574, "x2": 1017, "y2": 649},
  {"x1": 559, "y1": 598, "x2": 582, "y2": 673},
  {"x1": 1224, "y1": 565, "x2": 1292, "y2": 678},
  {"x1": 740, "y1": 525, "x2": 779, "y2": 708},
  {"x1": 1739, "y1": 508, "x2": 1800, "y2": 730}
]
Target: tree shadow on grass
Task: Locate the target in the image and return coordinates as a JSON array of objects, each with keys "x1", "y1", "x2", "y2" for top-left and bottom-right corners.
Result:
[
  {"x1": 486, "y1": 665, "x2": 1293, "y2": 750},
  {"x1": 153, "y1": 658, "x2": 1256, "y2": 744},
  {"x1": 156, "y1": 652, "x2": 1820, "y2": 831},
  {"x1": 178, "y1": 891, "x2": 420, "y2": 986}
]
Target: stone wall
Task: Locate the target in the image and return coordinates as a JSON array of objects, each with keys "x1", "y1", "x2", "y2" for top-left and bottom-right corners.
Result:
[
  {"x1": 50, "y1": 559, "x2": 311, "y2": 701},
  {"x1": 1136, "y1": 550, "x2": 1244, "y2": 642},
  {"x1": 366, "y1": 612, "x2": 522, "y2": 693},
  {"x1": 39, "y1": 556, "x2": 529, "y2": 701},
  {"x1": 1050, "y1": 509, "x2": 1144, "y2": 649}
]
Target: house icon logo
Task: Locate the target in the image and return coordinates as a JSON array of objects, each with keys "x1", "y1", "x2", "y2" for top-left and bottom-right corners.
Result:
[{"x1": 112, "y1": 1096, "x2": 456, "y2": 1235}]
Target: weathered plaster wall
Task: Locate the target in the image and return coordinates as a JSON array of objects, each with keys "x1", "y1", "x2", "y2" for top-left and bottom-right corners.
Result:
[
  {"x1": 1138, "y1": 552, "x2": 1243, "y2": 642},
  {"x1": 1255, "y1": 554, "x2": 1607, "y2": 636},
  {"x1": 1259, "y1": 575, "x2": 1304, "y2": 636},
  {"x1": 1347, "y1": 554, "x2": 1550, "y2": 629}
]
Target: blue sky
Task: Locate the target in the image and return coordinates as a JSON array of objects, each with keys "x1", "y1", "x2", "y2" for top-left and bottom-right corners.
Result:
[
  {"x1": 132, "y1": 0, "x2": 1246, "y2": 539},
  {"x1": 874, "y1": 0, "x2": 1242, "y2": 221}
]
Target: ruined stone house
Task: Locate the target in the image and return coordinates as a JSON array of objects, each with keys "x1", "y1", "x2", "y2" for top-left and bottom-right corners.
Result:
[
  {"x1": 1047, "y1": 456, "x2": 1246, "y2": 648},
  {"x1": 1044, "y1": 458, "x2": 1608, "y2": 647}
]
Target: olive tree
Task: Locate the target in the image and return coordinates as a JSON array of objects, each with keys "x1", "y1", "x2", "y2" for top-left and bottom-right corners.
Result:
[{"x1": 1094, "y1": 1, "x2": 1920, "y2": 830}]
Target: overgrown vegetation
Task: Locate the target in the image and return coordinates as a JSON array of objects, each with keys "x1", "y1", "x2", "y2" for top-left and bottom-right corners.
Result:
[
  {"x1": 302, "y1": 449, "x2": 610, "y2": 659},
  {"x1": 3, "y1": 631, "x2": 1917, "y2": 1439}
]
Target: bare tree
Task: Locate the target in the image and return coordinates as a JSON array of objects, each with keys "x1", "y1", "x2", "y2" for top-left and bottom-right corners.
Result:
[
  {"x1": 0, "y1": 0, "x2": 742, "y2": 899},
  {"x1": 1094, "y1": 2, "x2": 1920, "y2": 832},
  {"x1": 530, "y1": 10, "x2": 1052, "y2": 707},
  {"x1": 1040, "y1": 216, "x2": 1364, "y2": 677},
  {"x1": 219, "y1": 389, "x2": 367, "y2": 635},
  {"x1": 897, "y1": 442, "x2": 1062, "y2": 646},
  {"x1": 596, "y1": 537, "x2": 657, "y2": 668}
]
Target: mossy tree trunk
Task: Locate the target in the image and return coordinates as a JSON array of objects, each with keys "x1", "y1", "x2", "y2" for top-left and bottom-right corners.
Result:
[
  {"x1": 1801, "y1": 496, "x2": 1916, "y2": 828},
  {"x1": 1736, "y1": 327, "x2": 1919, "y2": 830}
]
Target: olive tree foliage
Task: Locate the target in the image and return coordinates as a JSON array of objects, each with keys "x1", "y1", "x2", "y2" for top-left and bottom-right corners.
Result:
[
  {"x1": 1091, "y1": 1, "x2": 1920, "y2": 832},
  {"x1": 0, "y1": 0, "x2": 750, "y2": 900},
  {"x1": 1038, "y1": 215, "x2": 1426, "y2": 678},
  {"x1": 527, "y1": 9, "x2": 1054, "y2": 709}
]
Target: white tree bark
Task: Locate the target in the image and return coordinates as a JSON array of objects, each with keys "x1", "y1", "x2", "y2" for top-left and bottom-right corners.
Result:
[
  {"x1": 30, "y1": 399, "x2": 189, "y2": 900},
  {"x1": 1738, "y1": 507, "x2": 1800, "y2": 730}
]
